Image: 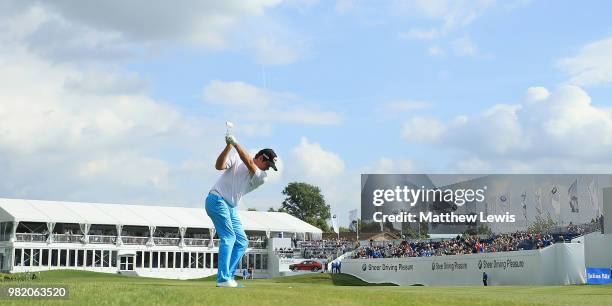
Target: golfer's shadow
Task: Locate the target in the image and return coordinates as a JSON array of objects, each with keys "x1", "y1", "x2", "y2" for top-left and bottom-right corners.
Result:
[{"x1": 330, "y1": 273, "x2": 398, "y2": 286}]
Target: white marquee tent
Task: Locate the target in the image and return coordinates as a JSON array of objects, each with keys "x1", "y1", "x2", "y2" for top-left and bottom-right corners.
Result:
[{"x1": 0, "y1": 198, "x2": 322, "y2": 238}]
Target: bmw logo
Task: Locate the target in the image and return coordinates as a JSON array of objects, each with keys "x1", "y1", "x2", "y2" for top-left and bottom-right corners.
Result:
[{"x1": 362, "y1": 263, "x2": 367, "y2": 271}]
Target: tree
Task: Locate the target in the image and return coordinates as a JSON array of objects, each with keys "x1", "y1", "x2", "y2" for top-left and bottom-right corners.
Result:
[
  {"x1": 247, "y1": 208, "x2": 258, "y2": 211},
  {"x1": 528, "y1": 214, "x2": 558, "y2": 234},
  {"x1": 281, "y1": 182, "x2": 331, "y2": 232},
  {"x1": 339, "y1": 226, "x2": 351, "y2": 233}
]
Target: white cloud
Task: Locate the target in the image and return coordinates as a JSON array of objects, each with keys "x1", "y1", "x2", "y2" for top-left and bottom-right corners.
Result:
[
  {"x1": 271, "y1": 109, "x2": 343, "y2": 125},
  {"x1": 253, "y1": 37, "x2": 304, "y2": 66},
  {"x1": 282, "y1": 137, "x2": 358, "y2": 225},
  {"x1": 385, "y1": 100, "x2": 432, "y2": 112},
  {"x1": 78, "y1": 152, "x2": 170, "y2": 189},
  {"x1": 525, "y1": 86, "x2": 550, "y2": 102},
  {"x1": 401, "y1": 117, "x2": 446, "y2": 142},
  {"x1": 41, "y1": 0, "x2": 282, "y2": 46},
  {"x1": 402, "y1": 28, "x2": 440, "y2": 40},
  {"x1": 1, "y1": 1, "x2": 301, "y2": 66},
  {"x1": 362, "y1": 158, "x2": 414, "y2": 174},
  {"x1": 394, "y1": 0, "x2": 495, "y2": 32},
  {"x1": 202, "y1": 80, "x2": 342, "y2": 125},
  {"x1": 380, "y1": 100, "x2": 433, "y2": 117},
  {"x1": 427, "y1": 45, "x2": 445, "y2": 56},
  {"x1": 63, "y1": 70, "x2": 146, "y2": 95},
  {"x1": 402, "y1": 85, "x2": 612, "y2": 170},
  {"x1": 0, "y1": 21, "x2": 225, "y2": 205},
  {"x1": 241, "y1": 123, "x2": 274, "y2": 138},
  {"x1": 451, "y1": 35, "x2": 477, "y2": 56},
  {"x1": 0, "y1": 0, "x2": 323, "y2": 211},
  {"x1": 455, "y1": 157, "x2": 492, "y2": 172},
  {"x1": 292, "y1": 137, "x2": 345, "y2": 180},
  {"x1": 203, "y1": 80, "x2": 281, "y2": 108},
  {"x1": 557, "y1": 36, "x2": 612, "y2": 86},
  {"x1": 335, "y1": 0, "x2": 355, "y2": 13}
]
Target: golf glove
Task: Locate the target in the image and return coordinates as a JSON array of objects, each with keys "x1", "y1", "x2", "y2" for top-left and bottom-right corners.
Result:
[{"x1": 225, "y1": 134, "x2": 237, "y2": 145}]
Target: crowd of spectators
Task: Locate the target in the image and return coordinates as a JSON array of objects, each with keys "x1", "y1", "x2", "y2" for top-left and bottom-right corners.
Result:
[
  {"x1": 352, "y1": 231, "x2": 559, "y2": 259},
  {"x1": 298, "y1": 239, "x2": 356, "y2": 259},
  {"x1": 565, "y1": 221, "x2": 600, "y2": 235}
]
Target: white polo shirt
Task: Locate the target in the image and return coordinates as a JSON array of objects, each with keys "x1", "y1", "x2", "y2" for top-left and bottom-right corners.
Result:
[{"x1": 211, "y1": 153, "x2": 267, "y2": 207}]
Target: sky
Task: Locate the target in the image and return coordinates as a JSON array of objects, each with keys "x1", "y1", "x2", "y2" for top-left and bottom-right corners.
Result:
[{"x1": 1, "y1": 0, "x2": 612, "y2": 226}]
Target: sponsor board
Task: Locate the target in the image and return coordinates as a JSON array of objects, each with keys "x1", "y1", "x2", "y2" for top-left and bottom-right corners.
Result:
[
  {"x1": 361, "y1": 263, "x2": 414, "y2": 272},
  {"x1": 431, "y1": 261, "x2": 468, "y2": 271},
  {"x1": 586, "y1": 268, "x2": 612, "y2": 285},
  {"x1": 477, "y1": 258, "x2": 526, "y2": 270},
  {"x1": 343, "y1": 244, "x2": 586, "y2": 286}
]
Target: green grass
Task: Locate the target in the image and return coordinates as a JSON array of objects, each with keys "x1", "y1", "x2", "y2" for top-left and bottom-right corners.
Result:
[{"x1": 1, "y1": 270, "x2": 611, "y2": 306}]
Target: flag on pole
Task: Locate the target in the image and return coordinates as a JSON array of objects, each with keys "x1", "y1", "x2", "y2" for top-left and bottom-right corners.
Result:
[
  {"x1": 588, "y1": 178, "x2": 600, "y2": 217},
  {"x1": 550, "y1": 185, "x2": 561, "y2": 215},
  {"x1": 497, "y1": 193, "x2": 510, "y2": 210},
  {"x1": 534, "y1": 188, "x2": 543, "y2": 216},
  {"x1": 521, "y1": 190, "x2": 528, "y2": 221},
  {"x1": 331, "y1": 214, "x2": 339, "y2": 234},
  {"x1": 568, "y1": 179, "x2": 579, "y2": 213},
  {"x1": 348, "y1": 209, "x2": 358, "y2": 232}
]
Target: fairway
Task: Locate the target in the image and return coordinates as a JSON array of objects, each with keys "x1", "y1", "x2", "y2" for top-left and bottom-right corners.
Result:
[{"x1": 1, "y1": 271, "x2": 611, "y2": 306}]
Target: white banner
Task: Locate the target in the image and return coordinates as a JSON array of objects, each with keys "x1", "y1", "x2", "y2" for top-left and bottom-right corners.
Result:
[
  {"x1": 343, "y1": 243, "x2": 585, "y2": 286},
  {"x1": 332, "y1": 214, "x2": 339, "y2": 234}
]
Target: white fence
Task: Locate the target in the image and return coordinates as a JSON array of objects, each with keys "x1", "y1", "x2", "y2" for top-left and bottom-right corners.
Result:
[{"x1": 342, "y1": 243, "x2": 586, "y2": 286}]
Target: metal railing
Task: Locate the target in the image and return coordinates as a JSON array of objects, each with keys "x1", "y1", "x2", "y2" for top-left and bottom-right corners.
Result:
[
  {"x1": 183, "y1": 238, "x2": 208, "y2": 246},
  {"x1": 89, "y1": 235, "x2": 116, "y2": 244},
  {"x1": 154, "y1": 237, "x2": 180, "y2": 246},
  {"x1": 14, "y1": 233, "x2": 268, "y2": 249},
  {"x1": 53, "y1": 233, "x2": 84, "y2": 243},
  {"x1": 122, "y1": 236, "x2": 149, "y2": 245},
  {"x1": 15, "y1": 233, "x2": 46, "y2": 242}
]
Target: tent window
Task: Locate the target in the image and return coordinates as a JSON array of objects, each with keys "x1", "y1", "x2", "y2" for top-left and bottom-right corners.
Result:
[
  {"x1": 14, "y1": 248, "x2": 22, "y2": 266},
  {"x1": 168, "y1": 252, "x2": 174, "y2": 269},
  {"x1": 78, "y1": 250, "x2": 85, "y2": 267},
  {"x1": 60, "y1": 249, "x2": 67, "y2": 267},
  {"x1": 69, "y1": 249, "x2": 76, "y2": 266},
  {"x1": 42, "y1": 249, "x2": 49, "y2": 266},
  {"x1": 152, "y1": 252, "x2": 158, "y2": 268},
  {"x1": 160, "y1": 252, "x2": 166, "y2": 268},
  {"x1": 182, "y1": 252, "x2": 189, "y2": 269},
  {"x1": 136, "y1": 251, "x2": 142, "y2": 268},
  {"x1": 144, "y1": 251, "x2": 150, "y2": 268},
  {"x1": 51, "y1": 249, "x2": 59, "y2": 267},
  {"x1": 174, "y1": 252, "x2": 180, "y2": 268},
  {"x1": 86, "y1": 250, "x2": 93, "y2": 267}
]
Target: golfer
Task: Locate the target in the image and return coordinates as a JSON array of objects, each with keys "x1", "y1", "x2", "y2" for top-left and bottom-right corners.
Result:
[{"x1": 206, "y1": 134, "x2": 277, "y2": 287}]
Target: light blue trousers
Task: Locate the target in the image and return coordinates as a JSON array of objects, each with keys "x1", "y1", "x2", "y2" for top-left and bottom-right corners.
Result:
[{"x1": 205, "y1": 193, "x2": 248, "y2": 283}]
